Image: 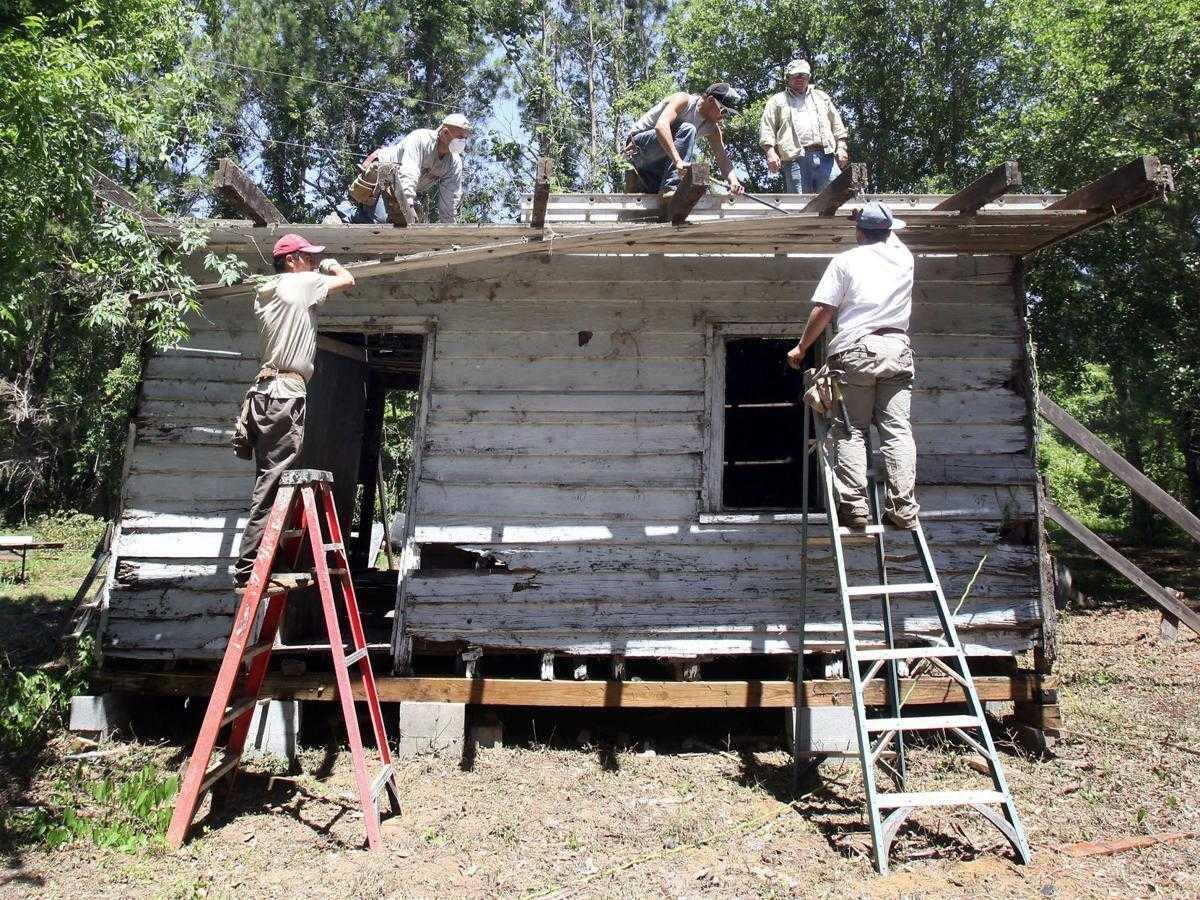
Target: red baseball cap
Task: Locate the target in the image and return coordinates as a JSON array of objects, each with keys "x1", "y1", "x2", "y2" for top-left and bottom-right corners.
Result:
[{"x1": 271, "y1": 233, "x2": 326, "y2": 258}]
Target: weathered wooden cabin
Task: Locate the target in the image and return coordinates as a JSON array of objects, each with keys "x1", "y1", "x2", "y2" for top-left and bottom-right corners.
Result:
[{"x1": 95, "y1": 158, "x2": 1170, "y2": 721}]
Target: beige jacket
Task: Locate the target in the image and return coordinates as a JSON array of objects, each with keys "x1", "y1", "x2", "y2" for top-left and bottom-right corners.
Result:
[{"x1": 759, "y1": 88, "x2": 849, "y2": 160}]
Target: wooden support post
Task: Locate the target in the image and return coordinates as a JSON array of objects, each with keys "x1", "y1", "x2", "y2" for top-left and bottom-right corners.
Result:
[
  {"x1": 212, "y1": 158, "x2": 288, "y2": 226},
  {"x1": 530, "y1": 157, "x2": 552, "y2": 230},
  {"x1": 933, "y1": 161, "x2": 1021, "y2": 214},
  {"x1": 1048, "y1": 155, "x2": 1172, "y2": 214},
  {"x1": 672, "y1": 661, "x2": 701, "y2": 682},
  {"x1": 540, "y1": 652, "x2": 555, "y2": 681},
  {"x1": 662, "y1": 162, "x2": 709, "y2": 225},
  {"x1": 460, "y1": 646, "x2": 483, "y2": 679},
  {"x1": 91, "y1": 173, "x2": 168, "y2": 222},
  {"x1": 1044, "y1": 500, "x2": 1200, "y2": 637},
  {"x1": 801, "y1": 162, "x2": 867, "y2": 216},
  {"x1": 611, "y1": 655, "x2": 626, "y2": 681},
  {"x1": 350, "y1": 373, "x2": 386, "y2": 570},
  {"x1": 572, "y1": 661, "x2": 588, "y2": 681},
  {"x1": 1040, "y1": 393, "x2": 1200, "y2": 546}
]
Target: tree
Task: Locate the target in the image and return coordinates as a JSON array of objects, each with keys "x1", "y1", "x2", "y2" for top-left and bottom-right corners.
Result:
[{"x1": 0, "y1": 0, "x2": 217, "y2": 517}]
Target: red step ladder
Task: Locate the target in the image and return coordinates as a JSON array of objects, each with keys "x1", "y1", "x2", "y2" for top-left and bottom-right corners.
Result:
[{"x1": 166, "y1": 469, "x2": 401, "y2": 850}]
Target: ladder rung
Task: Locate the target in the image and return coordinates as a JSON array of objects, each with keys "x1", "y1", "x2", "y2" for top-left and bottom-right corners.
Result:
[
  {"x1": 845, "y1": 581, "x2": 938, "y2": 597},
  {"x1": 866, "y1": 715, "x2": 983, "y2": 733},
  {"x1": 837, "y1": 524, "x2": 886, "y2": 537},
  {"x1": 344, "y1": 647, "x2": 368, "y2": 667},
  {"x1": 324, "y1": 542, "x2": 345, "y2": 552},
  {"x1": 280, "y1": 529, "x2": 305, "y2": 540},
  {"x1": 243, "y1": 640, "x2": 273, "y2": 663},
  {"x1": 220, "y1": 697, "x2": 262, "y2": 727},
  {"x1": 370, "y1": 763, "x2": 396, "y2": 799},
  {"x1": 875, "y1": 790, "x2": 1008, "y2": 809},
  {"x1": 324, "y1": 568, "x2": 349, "y2": 577},
  {"x1": 199, "y1": 753, "x2": 241, "y2": 794},
  {"x1": 266, "y1": 573, "x2": 314, "y2": 592},
  {"x1": 855, "y1": 646, "x2": 959, "y2": 662}
]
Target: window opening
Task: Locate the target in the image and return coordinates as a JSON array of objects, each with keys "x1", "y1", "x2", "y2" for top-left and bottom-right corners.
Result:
[{"x1": 722, "y1": 337, "x2": 818, "y2": 509}]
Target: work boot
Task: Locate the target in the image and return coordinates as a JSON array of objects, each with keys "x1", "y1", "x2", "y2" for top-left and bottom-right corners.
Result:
[
  {"x1": 839, "y1": 506, "x2": 870, "y2": 529},
  {"x1": 884, "y1": 509, "x2": 918, "y2": 530}
]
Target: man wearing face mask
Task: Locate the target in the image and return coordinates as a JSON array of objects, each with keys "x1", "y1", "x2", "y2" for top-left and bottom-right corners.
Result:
[
  {"x1": 759, "y1": 59, "x2": 849, "y2": 193},
  {"x1": 349, "y1": 113, "x2": 471, "y2": 224}
]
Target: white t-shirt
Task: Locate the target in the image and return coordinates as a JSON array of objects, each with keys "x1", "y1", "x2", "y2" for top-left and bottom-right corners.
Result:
[
  {"x1": 810, "y1": 233, "x2": 914, "y2": 356},
  {"x1": 253, "y1": 271, "x2": 333, "y2": 398}
]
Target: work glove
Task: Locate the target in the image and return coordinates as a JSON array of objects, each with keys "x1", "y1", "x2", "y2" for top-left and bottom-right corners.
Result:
[{"x1": 319, "y1": 258, "x2": 340, "y2": 275}]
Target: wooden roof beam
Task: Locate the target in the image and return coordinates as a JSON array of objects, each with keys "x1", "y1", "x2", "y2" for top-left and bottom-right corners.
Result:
[
  {"x1": 933, "y1": 161, "x2": 1021, "y2": 214},
  {"x1": 1047, "y1": 155, "x2": 1172, "y2": 215},
  {"x1": 661, "y1": 162, "x2": 709, "y2": 225},
  {"x1": 213, "y1": 158, "x2": 288, "y2": 226},
  {"x1": 801, "y1": 162, "x2": 867, "y2": 216},
  {"x1": 91, "y1": 172, "x2": 168, "y2": 222},
  {"x1": 530, "y1": 157, "x2": 552, "y2": 230}
]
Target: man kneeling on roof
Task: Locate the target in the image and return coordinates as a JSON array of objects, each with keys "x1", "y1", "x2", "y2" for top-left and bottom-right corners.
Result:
[
  {"x1": 348, "y1": 113, "x2": 472, "y2": 224},
  {"x1": 625, "y1": 83, "x2": 747, "y2": 196},
  {"x1": 787, "y1": 202, "x2": 920, "y2": 531},
  {"x1": 232, "y1": 234, "x2": 356, "y2": 586}
]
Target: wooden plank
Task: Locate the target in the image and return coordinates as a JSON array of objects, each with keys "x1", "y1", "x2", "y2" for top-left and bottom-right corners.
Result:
[
  {"x1": 91, "y1": 173, "x2": 168, "y2": 222},
  {"x1": 1044, "y1": 500, "x2": 1200, "y2": 637},
  {"x1": 662, "y1": 163, "x2": 709, "y2": 225},
  {"x1": 1047, "y1": 155, "x2": 1171, "y2": 214},
  {"x1": 530, "y1": 158, "x2": 552, "y2": 230},
  {"x1": 933, "y1": 162, "x2": 1021, "y2": 214},
  {"x1": 93, "y1": 671, "x2": 1040, "y2": 707},
  {"x1": 212, "y1": 158, "x2": 288, "y2": 226},
  {"x1": 801, "y1": 163, "x2": 867, "y2": 216},
  {"x1": 1040, "y1": 393, "x2": 1200, "y2": 545},
  {"x1": 314, "y1": 334, "x2": 367, "y2": 363}
]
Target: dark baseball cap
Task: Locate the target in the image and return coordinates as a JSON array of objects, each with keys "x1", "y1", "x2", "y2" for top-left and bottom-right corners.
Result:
[{"x1": 704, "y1": 83, "x2": 745, "y2": 114}]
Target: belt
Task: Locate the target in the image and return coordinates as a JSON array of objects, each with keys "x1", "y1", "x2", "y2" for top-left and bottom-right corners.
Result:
[
  {"x1": 870, "y1": 327, "x2": 907, "y2": 336},
  {"x1": 803, "y1": 143, "x2": 825, "y2": 152},
  {"x1": 255, "y1": 364, "x2": 307, "y2": 383}
]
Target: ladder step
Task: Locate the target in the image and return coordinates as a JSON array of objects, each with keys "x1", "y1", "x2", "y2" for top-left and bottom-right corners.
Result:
[
  {"x1": 280, "y1": 529, "x2": 305, "y2": 540},
  {"x1": 866, "y1": 714, "x2": 983, "y2": 733},
  {"x1": 875, "y1": 790, "x2": 1008, "y2": 809},
  {"x1": 220, "y1": 697, "x2": 262, "y2": 727},
  {"x1": 845, "y1": 581, "x2": 939, "y2": 597},
  {"x1": 343, "y1": 647, "x2": 368, "y2": 667},
  {"x1": 855, "y1": 646, "x2": 960, "y2": 661},
  {"x1": 243, "y1": 640, "x2": 273, "y2": 663},
  {"x1": 324, "y1": 542, "x2": 345, "y2": 552},
  {"x1": 265, "y1": 573, "x2": 314, "y2": 592},
  {"x1": 370, "y1": 763, "x2": 396, "y2": 800},
  {"x1": 199, "y1": 753, "x2": 241, "y2": 794},
  {"x1": 324, "y1": 568, "x2": 349, "y2": 577}
]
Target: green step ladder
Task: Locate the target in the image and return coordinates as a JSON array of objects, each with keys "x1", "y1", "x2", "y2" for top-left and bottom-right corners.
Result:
[{"x1": 794, "y1": 387, "x2": 1032, "y2": 874}]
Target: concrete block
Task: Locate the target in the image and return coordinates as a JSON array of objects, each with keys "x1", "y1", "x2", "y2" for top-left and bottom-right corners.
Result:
[
  {"x1": 69, "y1": 693, "x2": 131, "y2": 741},
  {"x1": 788, "y1": 706, "x2": 858, "y2": 754},
  {"x1": 246, "y1": 700, "x2": 301, "y2": 762},
  {"x1": 397, "y1": 701, "x2": 465, "y2": 758}
]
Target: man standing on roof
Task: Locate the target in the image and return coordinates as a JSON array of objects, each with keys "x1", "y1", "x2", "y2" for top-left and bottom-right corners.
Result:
[
  {"x1": 232, "y1": 234, "x2": 356, "y2": 586},
  {"x1": 625, "y1": 84, "x2": 747, "y2": 196},
  {"x1": 786, "y1": 202, "x2": 919, "y2": 530},
  {"x1": 760, "y1": 59, "x2": 849, "y2": 193},
  {"x1": 348, "y1": 113, "x2": 472, "y2": 224}
]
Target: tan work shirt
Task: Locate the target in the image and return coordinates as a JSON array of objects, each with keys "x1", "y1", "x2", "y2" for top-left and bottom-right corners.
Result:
[
  {"x1": 759, "y1": 87, "x2": 848, "y2": 161},
  {"x1": 252, "y1": 271, "x2": 334, "y2": 399}
]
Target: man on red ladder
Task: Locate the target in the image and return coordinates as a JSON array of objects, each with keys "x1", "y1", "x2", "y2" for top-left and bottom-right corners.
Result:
[{"x1": 232, "y1": 233, "x2": 356, "y2": 586}]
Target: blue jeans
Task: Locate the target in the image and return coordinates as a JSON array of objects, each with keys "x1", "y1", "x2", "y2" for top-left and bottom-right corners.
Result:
[
  {"x1": 627, "y1": 121, "x2": 697, "y2": 193},
  {"x1": 350, "y1": 197, "x2": 387, "y2": 224},
  {"x1": 782, "y1": 149, "x2": 840, "y2": 193}
]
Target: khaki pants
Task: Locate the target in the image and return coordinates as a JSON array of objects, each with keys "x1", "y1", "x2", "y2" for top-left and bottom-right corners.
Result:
[
  {"x1": 826, "y1": 335, "x2": 920, "y2": 525},
  {"x1": 233, "y1": 393, "x2": 305, "y2": 583}
]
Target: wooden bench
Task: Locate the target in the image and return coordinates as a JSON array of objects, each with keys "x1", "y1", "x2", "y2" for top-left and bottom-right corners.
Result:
[{"x1": 0, "y1": 536, "x2": 66, "y2": 581}]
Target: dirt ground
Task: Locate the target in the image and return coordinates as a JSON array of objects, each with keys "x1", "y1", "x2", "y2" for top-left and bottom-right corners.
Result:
[{"x1": 2, "y1": 540, "x2": 1199, "y2": 898}]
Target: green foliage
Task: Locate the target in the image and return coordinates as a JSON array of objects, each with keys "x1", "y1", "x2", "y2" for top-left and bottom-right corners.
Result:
[
  {"x1": 381, "y1": 390, "x2": 419, "y2": 515},
  {"x1": 0, "y1": 637, "x2": 93, "y2": 753},
  {"x1": 3, "y1": 763, "x2": 179, "y2": 851}
]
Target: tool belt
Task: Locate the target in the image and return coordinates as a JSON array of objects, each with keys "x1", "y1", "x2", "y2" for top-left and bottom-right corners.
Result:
[
  {"x1": 348, "y1": 162, "x2": 379, "y2": 205},
  {"x1": 231, "y1": 366, "x2": 308, "y2": 459},
  {"x1": 802, "y1": 364, "x2": 841, "y2": 416}
]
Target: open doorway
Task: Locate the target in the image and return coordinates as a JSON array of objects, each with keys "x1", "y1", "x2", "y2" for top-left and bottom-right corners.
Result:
[{"x1": 277, "y1": 328, "x2": 428, "y2": 653}]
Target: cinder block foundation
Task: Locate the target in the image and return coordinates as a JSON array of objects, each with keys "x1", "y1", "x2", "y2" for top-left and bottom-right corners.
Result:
[
  {"x1": 397, "y1": 701, "x2": 465, "y2": 758},
  {"x1": 787, "y1": 706, "x2": 858, "y2": 754},
  {"x1": 69, "y1": 693, "x2": 132, "y2": 741},
  {"x1": 246, "y1": 699, "x2": 301, "y2": 761}
]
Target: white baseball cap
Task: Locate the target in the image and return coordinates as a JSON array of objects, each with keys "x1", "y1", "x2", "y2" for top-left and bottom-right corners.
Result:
[
  {"x1": 441, "y1": 113, "x2": 472, "y2": 132},
  {"x1": 784, "y1": 59, "x2": 812, "y2": 77}
]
